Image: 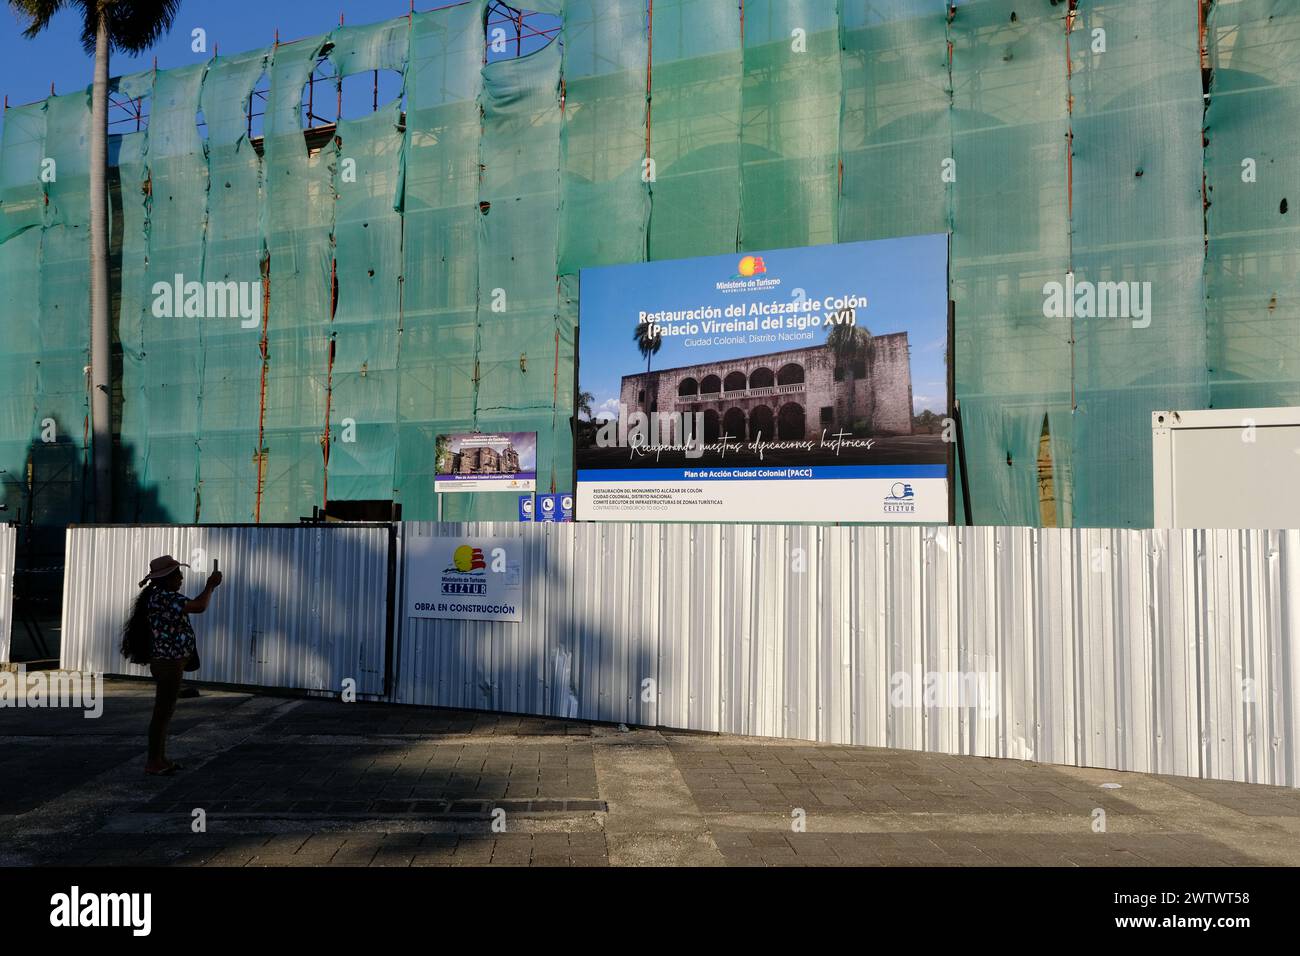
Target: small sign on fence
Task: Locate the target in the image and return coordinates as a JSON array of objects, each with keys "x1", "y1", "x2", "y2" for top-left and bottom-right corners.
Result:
[{"x1": 405, "y1": 535, "x2": 524, "y2": 624}]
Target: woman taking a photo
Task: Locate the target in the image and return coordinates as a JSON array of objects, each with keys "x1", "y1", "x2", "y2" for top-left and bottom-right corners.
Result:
[{"x1": 121, "y1": 555, "x2": 223, "y2": 776}]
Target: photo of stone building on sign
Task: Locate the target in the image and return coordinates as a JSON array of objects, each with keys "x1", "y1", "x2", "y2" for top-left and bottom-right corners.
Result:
[
  {"x1": 576, "y1": 236, "x2": 950, "y2": 476},
  {"x1": 619, "y1": 334, "x2": 914, "y2": 443},
  {"x1": 448, "y1": 442, "x2": 521, "y2": 476},
  {"x1": 435, "y1": 432, "x2": 537, "y2": 480}
]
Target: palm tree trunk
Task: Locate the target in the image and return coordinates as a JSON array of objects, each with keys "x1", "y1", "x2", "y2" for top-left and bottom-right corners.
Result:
[
  {"x1": 89, "y1": 9, "x2": 112, "y2": 521},
  {"x1": 644, "y1": 353, "x2": 652, "y2": 414}
]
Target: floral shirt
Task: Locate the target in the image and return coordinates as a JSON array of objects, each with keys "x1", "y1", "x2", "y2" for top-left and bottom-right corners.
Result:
[{"x1": 146, "y1": 588, "x2": 196, "y2": 661}]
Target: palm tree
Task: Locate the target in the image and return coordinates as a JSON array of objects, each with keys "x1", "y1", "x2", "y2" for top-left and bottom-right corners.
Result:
[
  {"x1": 10, "y1": 0, "x2": 183, "y2": 522},
  {"x1": 632, "y1": 321, "x2": 662, "y2": 413},
  {"x1": 826, "y1": 321, "x2": 876, "y2": 433}
]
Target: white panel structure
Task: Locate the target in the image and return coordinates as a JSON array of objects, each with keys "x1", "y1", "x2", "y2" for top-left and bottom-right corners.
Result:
[
  {"x1": 0, "y1": 523, "x2": 14, "y2": 662},
  {"x1": 1153, "y1": 407, "x2": 1300, "y2": 529},
  {"x1": 60, "y1": 524, "x2": 392, "y2": 695}
]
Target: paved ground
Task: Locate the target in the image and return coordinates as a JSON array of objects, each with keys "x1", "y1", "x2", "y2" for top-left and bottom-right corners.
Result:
[{"x1": 3, "y1": 677, "x2": 1300, "y2": 867}]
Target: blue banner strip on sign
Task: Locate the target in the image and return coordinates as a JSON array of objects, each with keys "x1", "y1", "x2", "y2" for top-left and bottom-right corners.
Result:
[{"x1": 577, "y1": 465, "x2": 947, "y2": 482}]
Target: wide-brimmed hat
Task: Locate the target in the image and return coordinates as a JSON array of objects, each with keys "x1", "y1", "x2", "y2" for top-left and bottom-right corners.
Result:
[{"x1": 138, "y1": 554, "x2": 190, "y2": 587}]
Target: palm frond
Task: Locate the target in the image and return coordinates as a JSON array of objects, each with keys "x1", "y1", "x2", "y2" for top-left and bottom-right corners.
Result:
[
  {"x1": 8, "y1": 0, "x2": 71, "y2": 40},
  {"x1": 633, "y1": 322, "x2": 663, "y2": 356},
  {"x1": 76, "y1": 0, "x2": 94, "y2": 55},
  {"x1": 104, "y1": 0, "x2": 183, "y2": 54}
]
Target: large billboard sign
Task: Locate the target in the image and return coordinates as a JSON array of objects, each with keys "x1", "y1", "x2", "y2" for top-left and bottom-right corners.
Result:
[{"x1": 576, "y1": 235, "x2": 950, "y2": 523}]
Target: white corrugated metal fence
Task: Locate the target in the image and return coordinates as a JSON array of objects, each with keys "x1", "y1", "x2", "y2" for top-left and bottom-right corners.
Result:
[
  {"x1": 0, "y1": 524, "x2": 14, "y2": 662},
  {"x1": 395, "y1": 524, "x2": 1300, "y2": 788},
  {"x1": 56, "y1": 521, "x2": 1299, "y2": 787},
  {"x1": 61, "y1": 524, "x2": 392, "y2": 695}
]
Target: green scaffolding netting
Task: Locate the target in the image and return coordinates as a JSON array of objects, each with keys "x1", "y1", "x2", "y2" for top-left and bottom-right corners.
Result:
[
  {"x1": 647, "y1": 0, "x2": 742, "y2": 260},
  {"x1": 559, "y1": 0, "x2": 648, "y2": 272},
  {"x1": 462, "y1": 38, "x2": 564, "y2": 521},
  {"x1": 110, "y1": 70, "x2": 152, "y2": 518},
  {"x1": 1, "y1": 0, "x2": 1299, "y2": 528},
  {"x1": 0, "y1": 102, "x2": 46, "y2": 515},
  {"x1": 840, "y1": 1, "x2": 949, "y2": 243},
  {"x1": 1205, "y1": 0, "x2": 1300, "y2": 413},
  {"x1": 260, "y1": 33, "x2": 333, "y2": 521},
  {"x1": 398, "y1": 1, "x2": 487, "y2": 521},
  {"x1": 740, "y1": 0, "x2": 841, "y2": 252},
  {"x1": 950, "y1": 0, "x2": 1072, "y2": 527},
  {"x1": 1068, "y1": 0, "x2": 1208, "y2": 529},
  {"x1": 190, "y1": 48, "x2": 272, "y2": 522},
  {"x1": 326, "y1": 19, "x2": 408, "y2": 507},
  {"x1": 31, "y1": 88, "x2": 93, "y2": 525},
  {"x1": 137, "y1": 63, "x2": 210, "y2": 522}
]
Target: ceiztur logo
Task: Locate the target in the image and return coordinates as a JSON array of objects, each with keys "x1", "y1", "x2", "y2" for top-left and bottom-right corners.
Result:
[{"x1": 884, "y1": 482, "x2": 916, "y2": 514}]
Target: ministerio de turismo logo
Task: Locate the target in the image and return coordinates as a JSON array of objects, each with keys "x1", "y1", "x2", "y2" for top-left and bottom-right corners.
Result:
[
  {"x1": 716, "y1": 254, "x2": 781, "y2": 293},
  {"x1": 445, "y1": 545, "x2": 487, "y2": 574}
]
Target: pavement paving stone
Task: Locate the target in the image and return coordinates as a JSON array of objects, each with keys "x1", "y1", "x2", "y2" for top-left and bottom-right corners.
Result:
[
  {"x1": 1, "y1": 743, "x2": 139, "y2": 813},
  {"x1": 5, "y1": 681, "x2": 1298, "y2": 867}
]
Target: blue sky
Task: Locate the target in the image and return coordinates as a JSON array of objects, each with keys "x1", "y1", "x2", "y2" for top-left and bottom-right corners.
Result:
[{"x1": 579, "y1": 233, "x2": 950, "y2": 420}]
